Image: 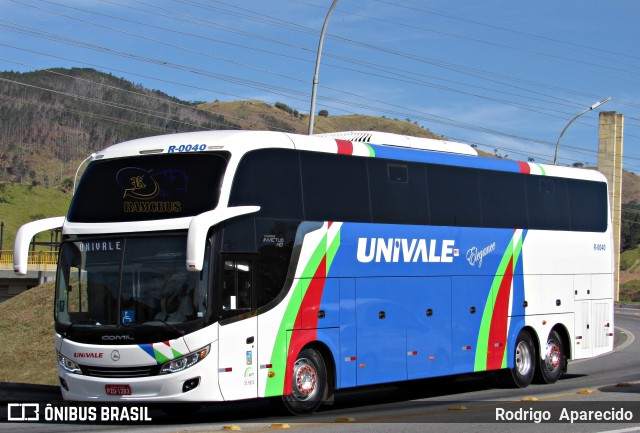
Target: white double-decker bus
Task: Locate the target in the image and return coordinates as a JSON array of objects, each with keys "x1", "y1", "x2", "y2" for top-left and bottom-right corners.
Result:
[{"x1": 15, "y1": 130, "x2": 613, "y2": 414}]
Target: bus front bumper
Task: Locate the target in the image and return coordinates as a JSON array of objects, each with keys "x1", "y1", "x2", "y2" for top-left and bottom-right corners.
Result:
[{"x1": 58, "y1": 342, "x2": 223, "y2": 402}]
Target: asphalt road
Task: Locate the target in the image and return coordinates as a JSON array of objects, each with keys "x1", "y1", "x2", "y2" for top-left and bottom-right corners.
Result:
[{"x1": 2, "y1": 309, "x2": 640, "y2": 433}]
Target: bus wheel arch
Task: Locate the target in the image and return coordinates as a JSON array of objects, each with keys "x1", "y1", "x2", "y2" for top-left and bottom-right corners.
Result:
[
  {"x1": 311, "y1": 342, "x2": 336, "y2": 405},
  {"x1": 534, "y1": 325, "x2": 569, "y2": 384},
  {"x1": 282, "y1": 343, "x2": 334, "y2": 414}
]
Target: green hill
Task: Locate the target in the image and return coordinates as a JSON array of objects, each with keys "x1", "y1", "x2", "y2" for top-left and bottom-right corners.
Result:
[{"x1": 197, "y1": 99, "x2": 442, "y2": 138}]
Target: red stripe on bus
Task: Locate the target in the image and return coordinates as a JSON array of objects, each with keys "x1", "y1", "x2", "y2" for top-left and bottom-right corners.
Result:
[
  {"x1": 517, "y1": 161, "x2": 530, "y2": 174},
  {"x1": 282, "y1": 257, "x2": 327, "y2": 395},
  {"x1": 487, "y1": 255, "x2": 514, "y2": 370},
  {"x1": 336, "y1": 139, "x2": 353, "y2": 155}
]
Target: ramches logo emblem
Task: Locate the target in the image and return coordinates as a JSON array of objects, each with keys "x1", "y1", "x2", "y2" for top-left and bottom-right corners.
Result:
[
  {"x1": 357, "y1": 238, "x2": 458, "y2": 263},
  {"x1": 116, "y1": 167, "x2": 187, "y2": 214}
]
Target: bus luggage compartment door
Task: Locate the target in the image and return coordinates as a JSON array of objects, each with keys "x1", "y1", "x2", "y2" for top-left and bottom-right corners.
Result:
[{"x1": 356, "y1": 278, "x2": 407, "y2": 386}]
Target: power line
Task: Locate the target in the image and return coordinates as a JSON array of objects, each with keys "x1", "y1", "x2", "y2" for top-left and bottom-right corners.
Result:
[
  {"x1": 10, "y1": 0, "x2": 637, "y2": 129},
  {"x1": 371, "y1": 0, "x2": 640, "y2": 63},
  {"x1": 1, "y1": 0, "x2": 638, "y2": 172},
  {"x1": 295, "y1": 0, "x2": 640, "y2": 77}
]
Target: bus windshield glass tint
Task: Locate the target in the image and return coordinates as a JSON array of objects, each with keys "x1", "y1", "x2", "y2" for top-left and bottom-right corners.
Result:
[{"x1": 68, "y1": 152, "x2": 229, "y2": 222}]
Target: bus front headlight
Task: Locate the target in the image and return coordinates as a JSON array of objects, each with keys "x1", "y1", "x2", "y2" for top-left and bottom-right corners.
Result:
[
  {"x1": 159, "y1": 345, "x2": 210, "y2": 375},
  {"x1": 57, "y1": 352, "x2": 82, "y2": 374}
]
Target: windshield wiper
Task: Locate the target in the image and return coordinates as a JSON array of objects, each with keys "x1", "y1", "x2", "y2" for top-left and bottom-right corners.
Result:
[{"x1": 138, "y1": 320, "x2": 185, "y2": 337}]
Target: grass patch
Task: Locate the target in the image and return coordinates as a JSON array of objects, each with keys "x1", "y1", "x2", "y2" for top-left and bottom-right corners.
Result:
[
  {"x1": 620, "y1": 280, "x2": 640, "y2": 303},
  {"x1": 0, "y1": 282, "x2": 57, "y2": 385},
  {"x1": 620, "y1": 246, "x2": 640, "y2": 272},
  {"x1": 0, "y1": 183, "x2": 71, "y2": 252}
]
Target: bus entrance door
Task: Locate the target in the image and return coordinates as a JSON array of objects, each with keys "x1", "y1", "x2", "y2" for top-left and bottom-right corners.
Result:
[{"x1": 218, "y1": 258, "x2": 258, "y2": 401}]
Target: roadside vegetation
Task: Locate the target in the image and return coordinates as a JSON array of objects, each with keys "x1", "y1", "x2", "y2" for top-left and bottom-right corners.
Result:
[{"x1": 0, "y1": 282, "x2": 57, "y2": 385}]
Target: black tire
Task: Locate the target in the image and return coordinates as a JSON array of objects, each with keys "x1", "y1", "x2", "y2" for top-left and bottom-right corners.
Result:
[
  {"x1": 282, "y1": 348, "x2": 327, "y2": 415},
  {"x1": 534, "y1": 329, "x2": 565, "y2": 384},
  {"x1": 500, "y1": 330, "x2": 536, "y2": 388}
]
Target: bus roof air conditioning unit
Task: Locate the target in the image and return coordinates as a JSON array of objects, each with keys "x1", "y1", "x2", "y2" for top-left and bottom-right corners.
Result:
[{"x1": 315, "y1": 131, "x2": 477, "y2": 156}]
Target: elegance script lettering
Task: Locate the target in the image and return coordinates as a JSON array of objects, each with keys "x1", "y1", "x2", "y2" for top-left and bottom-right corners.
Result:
[{"x1": 466, "y1": 242, "x2": 496, "y2": 268}]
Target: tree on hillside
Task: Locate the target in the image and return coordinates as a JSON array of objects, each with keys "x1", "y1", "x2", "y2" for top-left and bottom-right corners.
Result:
[
  {"x1": 622, "y1": 201, "x2": 640, "y2": 251},
  {"x1": 60, "y1": 177, "x2": 74, "y2": 194},
  {"x1": 275, "y1": 102, "x2": 294, "y2": 115},
  {"x1": 318, "y1": 110, "x2": 329, "y2": 117}
]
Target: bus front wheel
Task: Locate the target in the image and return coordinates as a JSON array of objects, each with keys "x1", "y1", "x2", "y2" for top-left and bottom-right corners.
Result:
[
  {"x1": 534, "y1": 329, "x2": 565, "y2": 384},
  {"x1": 500, "y1": 330, "x2": 536, "y2": 388},
  {"x1": 282, "y1": 348, "x2": 327, "y2": 414}
]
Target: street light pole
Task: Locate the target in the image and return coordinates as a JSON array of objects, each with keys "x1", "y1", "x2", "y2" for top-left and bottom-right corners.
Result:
[
  {"x1": 553, "y1": 97, "x2": 611, "y2": 165},
  {"x1": 308, "y1": 0, "x2": 339, "y2": 135}
]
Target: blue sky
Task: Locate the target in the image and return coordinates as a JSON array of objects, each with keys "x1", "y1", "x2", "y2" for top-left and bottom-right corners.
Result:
[{"x1": 1, "y1": 0, "x2": 639, "y2": 172}]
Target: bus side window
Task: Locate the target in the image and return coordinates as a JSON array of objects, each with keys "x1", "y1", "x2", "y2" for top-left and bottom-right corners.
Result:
[
  {"x1": 428, "y1": 164, "x2": 481, "y2": 227},
  {"x1": 567, "y1": 179, "x2": 608, "y2": 232},
  {"x1": 229, "y1": 148, "x2": 303, "y2": 219},
  {"x1": 369, "y1": 159, "x2": 428, "y2": 225},
  {"x1": 221, "y1": 259, "x2": 252, "y2": 312},
  {"x1": 526, "y1": 176, "x2": 570, "y2": 231}
]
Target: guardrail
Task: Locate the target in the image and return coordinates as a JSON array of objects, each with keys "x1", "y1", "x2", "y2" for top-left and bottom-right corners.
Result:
[{"x1": 0, "y1": 250, "x2": 58, "y2": 272}]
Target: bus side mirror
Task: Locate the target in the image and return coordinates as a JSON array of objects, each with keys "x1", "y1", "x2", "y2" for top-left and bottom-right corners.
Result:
[{"x1": 14, "y1": 216, "x2": 65, "y2": 274}]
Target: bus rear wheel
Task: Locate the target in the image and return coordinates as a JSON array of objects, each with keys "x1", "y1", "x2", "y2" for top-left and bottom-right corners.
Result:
[
  {"x1": 500, "y1": 330, "x2": 536, "y2": 388},
  {"x1": 282, "y1": 348, "x2": 327, "y2": 414},
  {"x1": 534, "y1": 329, "x2": 565, "y2": 384}
]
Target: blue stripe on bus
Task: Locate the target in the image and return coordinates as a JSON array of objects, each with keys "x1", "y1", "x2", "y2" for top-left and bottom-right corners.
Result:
[{"x1": 368, "y1": 144, "x2": 522, "y2": 172}]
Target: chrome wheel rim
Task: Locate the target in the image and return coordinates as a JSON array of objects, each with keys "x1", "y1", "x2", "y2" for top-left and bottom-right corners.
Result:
[
  {"x1": 545, "y1": 341, "x2": 561, "y2": 371},
  {"x1": 292, "y1": 358, "x2": 318, "y2": 401},
  {"x1": 515, "y1": 340, "x2": 533, "y2": 376}
]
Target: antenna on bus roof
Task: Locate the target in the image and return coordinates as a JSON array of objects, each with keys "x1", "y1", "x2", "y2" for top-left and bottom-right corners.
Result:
[{"x1": 314, "y1": 131, "x2": 477, "y2": 156}]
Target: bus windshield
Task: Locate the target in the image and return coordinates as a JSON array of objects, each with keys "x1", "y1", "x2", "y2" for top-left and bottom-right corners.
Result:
[{"x1": 55, "y1": 236, "x2": 209, "y2": 338}]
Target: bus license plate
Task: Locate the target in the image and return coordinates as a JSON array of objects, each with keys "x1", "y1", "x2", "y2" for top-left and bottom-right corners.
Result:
[{"x1": 105, "y1": 384, "x2": 131, "y2": 396}]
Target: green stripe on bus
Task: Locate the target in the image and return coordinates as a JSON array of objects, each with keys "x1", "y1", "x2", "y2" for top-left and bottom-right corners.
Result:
[
  {"x1": 326, "y1": 228, "x2": 341, "y2": 272},
  {"x1": 365, "y1": 143, "x2": 376, "y2": 157}
]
